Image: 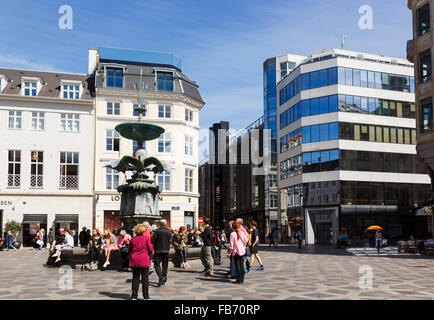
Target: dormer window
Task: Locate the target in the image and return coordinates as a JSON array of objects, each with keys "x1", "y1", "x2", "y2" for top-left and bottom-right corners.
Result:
[
  {"x1": 61, "y1": 81, "x2": 81, "y2": 99},
  {"x1": 24, "y1": 81, "x2": 37, "y2": 96},
  {"x1": 106, "y1": 68, "x2": 123, "y2": 88},
  {"x1": 0, "y1": 75, "x2": 7, "y2": 93},
  {"x1": 21, "y1": 77, "x2": 42, "y2": 97},
  {"x1": 156, "y1": 71, "x2": 173, "y2": 91}
]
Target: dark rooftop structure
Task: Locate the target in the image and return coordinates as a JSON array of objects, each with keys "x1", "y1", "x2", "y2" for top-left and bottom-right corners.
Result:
[{"x1": 0, "y1": 67, "x2": 94, "y2": 100}]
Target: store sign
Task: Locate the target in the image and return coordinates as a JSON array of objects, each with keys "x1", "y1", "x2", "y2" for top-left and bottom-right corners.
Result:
[{"x1": 0, "y1": 200, "x2": 13, "y2": 206}]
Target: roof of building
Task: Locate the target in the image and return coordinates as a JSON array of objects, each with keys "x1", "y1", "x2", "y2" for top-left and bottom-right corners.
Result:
[
  {"x1": 0, "y1": 67, "x2": 93, "y2": 100},
  {"x1": 98, "y1": 46, "x2": 182, "y2": 71}
]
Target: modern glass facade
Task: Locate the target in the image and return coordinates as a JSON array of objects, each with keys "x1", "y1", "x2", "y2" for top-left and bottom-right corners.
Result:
[
  {"x1": 279, "y1": 67, "x2": 415, "y2": 106},
  {"x1": 280, "y1": 122, "x2": 417, "y2": 152},
  {"x1": 280, "y1": 94, "x2": 415, "y2": 130},
  {"x1": 264, "y1": 59, "x2": 277, "y2": 150}
]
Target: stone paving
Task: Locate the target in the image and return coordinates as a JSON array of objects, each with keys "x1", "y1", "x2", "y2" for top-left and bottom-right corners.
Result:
[{"x1": 0, "y1": 245, "x2": 434, "y2": 300}]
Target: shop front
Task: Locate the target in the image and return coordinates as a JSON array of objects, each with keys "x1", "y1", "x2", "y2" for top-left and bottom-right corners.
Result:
[{"x1": 22, "y1": 214, "x2": 47, "y2": 247}]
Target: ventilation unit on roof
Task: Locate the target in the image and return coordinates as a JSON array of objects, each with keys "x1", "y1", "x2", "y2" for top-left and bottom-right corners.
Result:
[
  {"x1": 357, "y1": 54, "x2": 364, "y2": 60},
  {"x1": 391, "y1": 59, "x2": 398, "y2": 65}
]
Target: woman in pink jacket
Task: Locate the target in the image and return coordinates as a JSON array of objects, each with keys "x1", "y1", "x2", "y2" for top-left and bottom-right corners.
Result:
[
  {"x1": 129, "y1": 224, "x2": 153, "y2": 300},
  {"x1": 229, "y1": 221, "x2": 248, "y2": 284}
]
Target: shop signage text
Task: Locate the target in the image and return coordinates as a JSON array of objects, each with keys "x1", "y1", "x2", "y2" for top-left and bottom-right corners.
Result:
[{"x1": 0, "y1": 201, "x2": 13, "y2": 206}]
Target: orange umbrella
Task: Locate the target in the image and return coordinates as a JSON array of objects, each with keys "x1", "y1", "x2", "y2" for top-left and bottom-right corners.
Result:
[{"x1": 366, "y1": 225, "x2": 383, "y2": 231}]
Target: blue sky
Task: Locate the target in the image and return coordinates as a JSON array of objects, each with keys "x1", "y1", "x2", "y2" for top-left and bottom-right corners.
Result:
[{"x1": 0, "y1": 0, "x2": 412, "y2": 132}]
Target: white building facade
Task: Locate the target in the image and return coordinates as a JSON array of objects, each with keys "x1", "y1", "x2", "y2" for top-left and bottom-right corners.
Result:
[
  {"x1": 276, "y1": 49, "x2": 432, "y2": 245},
  {"x1": 0, "y1": 68, "x2": 94, "y2": 246},
  {"x1": 90, "y1": 47, "x2": 205, "y2": 232}
]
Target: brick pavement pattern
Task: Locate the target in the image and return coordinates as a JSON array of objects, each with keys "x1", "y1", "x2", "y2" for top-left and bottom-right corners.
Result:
[{"x1": 0, "y1": 245, "x2": 434, "y2": 300}]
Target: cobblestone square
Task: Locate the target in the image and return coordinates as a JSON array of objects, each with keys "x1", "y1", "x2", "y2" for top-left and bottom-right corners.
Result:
[{"x1": 1, "y1": 245, "x2": 433, "y2": 300}]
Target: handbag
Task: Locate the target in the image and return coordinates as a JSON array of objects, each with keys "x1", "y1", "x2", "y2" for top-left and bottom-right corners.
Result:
[
  {"x1": 121, "y1": 247, "x2": 128, "y2": 253},
  {"x1": 36, "y1": 239, "x2": 44, "y2": 246}
]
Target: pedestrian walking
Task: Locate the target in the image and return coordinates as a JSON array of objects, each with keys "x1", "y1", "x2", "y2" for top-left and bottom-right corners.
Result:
[
  {"x1": 273, "y1": 228, "x2": 281, "y2": 247},
  {"x1": 249, "y1": 221, "x2": 264, "y2": 271},
  {"x1": 235, "y1": 218, "x2": 250, "y2": 273},
  {"x1": 173, "y1": 226, "x2": 191, "y2": 269},
  {"x1": 200, "y1": 217, "x2": 214, "y2": 276},
  {"x1": 151, "y1": 219, "x2": 172, "y2": 286},
  {"x1": 375, "y1": 230, "x2": 383, "y2": 254},
  {"x1": 228, "y1": 221, "x2": 248, "y2": 284},
  {"x1": 220, "y1": 229, "x2": 228, "y2": 249},
  {"x1": 118, "y1": 230, "x2": 132, "y2": 271},
  {"x1": 297, "y1": 231, "x2": 303, "y2": 249},
  {"x1": 6, "y1": 231, "x2": 15, "y2": 251},
  {"x1": 129, "y1": 224, "x2": 153, "y2": 300}
]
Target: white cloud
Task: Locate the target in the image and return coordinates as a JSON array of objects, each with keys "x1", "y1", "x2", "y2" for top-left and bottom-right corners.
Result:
[{"x1": 0, "y1": 53, "x2": 59, "y2": 72}]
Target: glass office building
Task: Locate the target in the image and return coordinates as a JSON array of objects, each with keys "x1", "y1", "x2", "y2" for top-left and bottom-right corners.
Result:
[{"x1": 277, "y1": 49, "x2": 432, "y2": 245}]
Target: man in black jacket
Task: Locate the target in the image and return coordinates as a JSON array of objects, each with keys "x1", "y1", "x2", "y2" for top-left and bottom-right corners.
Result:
[
  {"x1": 200, "y1": 217, "x2": 214, "y2": 276},
  {"x1": 151, "y1": 219, "x2": 172, "y2": 286}
]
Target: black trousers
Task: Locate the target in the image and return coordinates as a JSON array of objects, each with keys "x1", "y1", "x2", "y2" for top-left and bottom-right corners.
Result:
[
  {"x1": 131, "y1": 267, "x2": 149, "y2": 299},
  {"x1": 154, "y1": 252, "x2": 169, "y2": 281},
  {"x1": 88, "y1": 246, "x2": 100, "y2": 263},
  {"x1": 121, "y1": 250, "x2": 129, "y2": 268},
  {"x1": 233, "y1": 254, "x2": 245, "y2": 282}
]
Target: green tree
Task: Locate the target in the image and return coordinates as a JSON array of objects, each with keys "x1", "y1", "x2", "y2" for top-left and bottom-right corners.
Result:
[{"x1": 5, "y1": 220, "x2": 21, "y2": 241}]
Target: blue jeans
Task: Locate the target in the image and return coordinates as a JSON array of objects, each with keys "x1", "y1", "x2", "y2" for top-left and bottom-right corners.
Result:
[
  {"x1": 7, "y1": 241, "x2": 14, "y2": 250},
  {"x1": 231, "y1": 255, "x2": 237, "y2": 277}
]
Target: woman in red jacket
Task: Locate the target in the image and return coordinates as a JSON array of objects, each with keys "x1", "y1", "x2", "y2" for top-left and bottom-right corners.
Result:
[{"x1": 129, "y1": 224, "x2": 153, "y2": 300}]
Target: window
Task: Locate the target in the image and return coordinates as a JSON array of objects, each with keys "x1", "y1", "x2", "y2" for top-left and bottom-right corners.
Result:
[
  {"x1": 319, "y1": 69, "x2": 328, "y2": 87},
  {"x1": 59, "y1": 152, "x2": 79, "y2": 189},
  {"x1": 23, "y1": 81, "x2": 37, "y2": 96},
  {"x1": 8, "y1": 111, "x2": 22, "y2": 129},
  {"x1": 158, "y1": 132, "x2": 172, "y2": 153},
  {"x1": 158, "y1": 105, "x2": 171, "y2": 118},
  {"x1": 421, "y1": 97, "x2": 433, "y2": 133},
  {"x1": 157, "y1": 71, "x2": 173, "y2": 91},
  {"x1": 106, "y1": 130, "x2": 120, "y2": 151},
  {"x1": 420, "y1": 50, "x2": 432, "y2": 83},
  {"x1": 30, "y1": 151, "x2": 43, "y2": 188},
  {"x1": 106, "y1": 68, "x2": 123, "y2": 88},
  {"x1": 338, "y1": 67, "x2": 346, "y2": 84},
  {"x1": 133, "y1": 141, "x2": 146, "y2": 153},
  {"x1": 329, "y1": 122, "x2": 338, "y2": 140},
  {"x1": 311, "y1": 98, "x2": 319, "y2": 115},
  {"x1": 345, "y1": 68, "x2": 353, "y2": 86},
  {"x1": 328, "y1": 67, "x2": 338, "y2": 85},
  {"x1": 319, "y1": 96, "x2": 329, "y2": 114},
  {"x1": 419, "y1": 4, "x2": 430, "y2": 36},
  {"x1": 62, "y1": 84, "x2": 80, "y2": 99},
  {"x1": 31, "y1": 112, "x2": 44, "y2": 130},
  {"x1": 185, "y1": 109, "x2": 193, "y2": 122},
  {"x1": 60, "y1": 114, "x2": 79, "y2": 132},
  {"x1": 353, "y1": 69, "x2": 361, "y2": 87},
  {"x1": 7, "y1": 150, "x2": 20, "y2": 188},
  {"x1": 185, "y1": 135, "x2": 193, "y2": 156},
  {"x1": 368, "y1": 71, "x2": 375, "y2": 88},
  {"x1": 310, "y1": 71, "x2": 319, "y2": 88},
  {"x1": 157, "y1": 170, "x2": 171, "y2": 191},
  {"x1": 319, "y1": 123, "x2": 329, "y2": 141},
  {"x1": 360, "y1": 70, "x2": 368, "y2": 87},
  {"x1": 185, "y1": 169, "x2": 193, "y2": 192},
  {"x1": 311, "y1": 124, "x2": 320, "y2": 143},
  {"x1": 107, "y1": 102, "x2": 121, "y2": 115},
  {"x1": 301, "y1": 73, "x2": 309, "y2": 90},
  {"x1": 105, "y1": 167, "x2": 120, "y2": 190},
  {"x1": 133, "y1": 104, "x2": 147, "y2": 117}
]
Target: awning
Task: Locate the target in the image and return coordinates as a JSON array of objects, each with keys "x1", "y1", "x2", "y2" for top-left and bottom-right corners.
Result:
[
  {"x1": 55, "y1": 214, "x2": 79, "y2": 223},
  {"x1": 22, "y1": 214, "x2": 47, "y2": 224}
]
